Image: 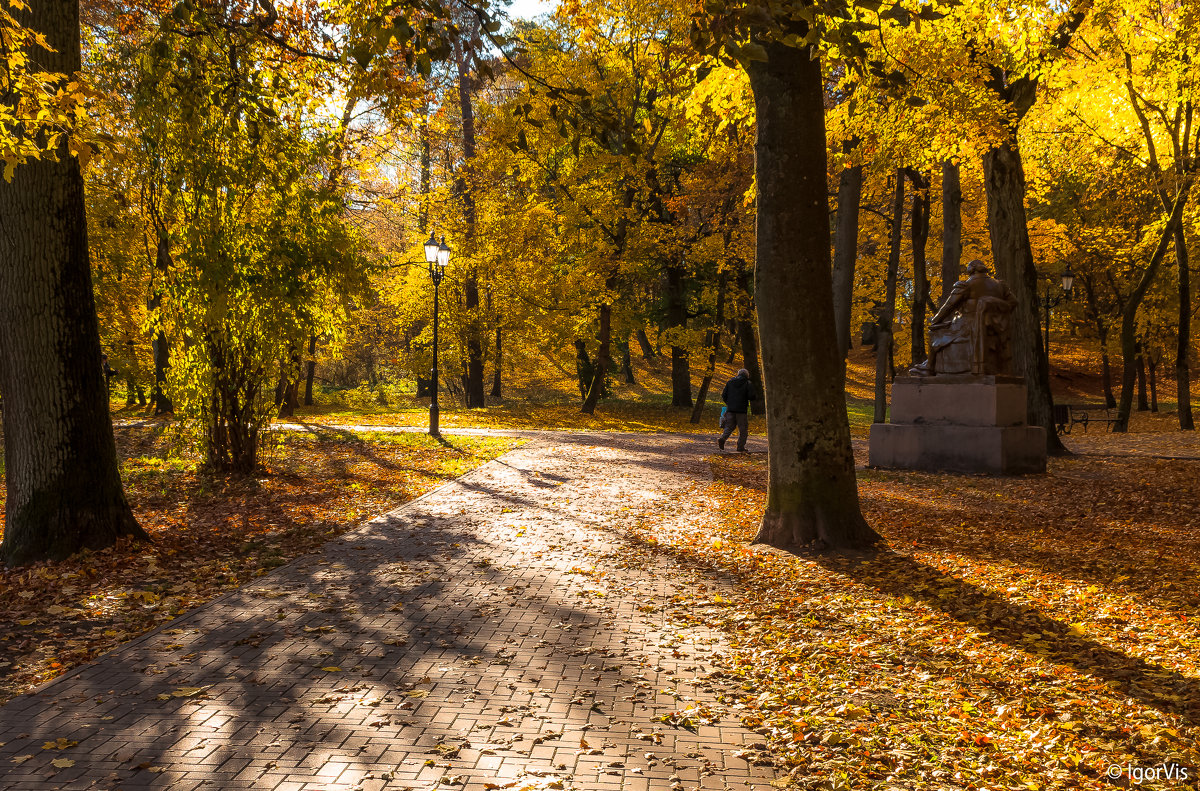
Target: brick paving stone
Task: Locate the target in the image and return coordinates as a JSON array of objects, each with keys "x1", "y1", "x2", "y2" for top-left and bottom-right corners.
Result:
[{"x1": 0, "y1": 431, "x2": 775, "y2": 790}]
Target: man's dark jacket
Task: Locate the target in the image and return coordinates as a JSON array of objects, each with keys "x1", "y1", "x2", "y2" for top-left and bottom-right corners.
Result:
[{"x1": 721, "y1": 374, "x2": 756, "y2": 413}]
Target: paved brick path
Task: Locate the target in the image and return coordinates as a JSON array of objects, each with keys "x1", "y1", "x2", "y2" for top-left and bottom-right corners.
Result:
[{"x1": 0, "y1": 432, "x2": 776, "y2": 790}]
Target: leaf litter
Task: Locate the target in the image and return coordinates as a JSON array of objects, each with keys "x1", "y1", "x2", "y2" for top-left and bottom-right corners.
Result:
[{"x1": 615, "y1": 437, "x2": 1199, "y2": 790}]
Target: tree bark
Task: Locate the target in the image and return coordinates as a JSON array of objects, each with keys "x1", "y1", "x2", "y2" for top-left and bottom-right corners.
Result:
[
  {"x1": 744, "y1": 40, "x2": 879, "y2": 551},
  {"x1": 941, "y1": 160, "x2": 963, "y2": 301},
  {"x1": 0, "y1": 0, "x2": 148, "y2": 565},
  {"x1": 832, "y1": 139, "x2": 862, "y2": 362},
  {"x1": 982, "y1": 141, "x2": 1066, "y2": 453},
  {"x1": 874, "y1": 170, "x2": 905, "y2": 424},
  {"x1": 1175, "y1": 224, "x2": 1194, "y2": 429}
]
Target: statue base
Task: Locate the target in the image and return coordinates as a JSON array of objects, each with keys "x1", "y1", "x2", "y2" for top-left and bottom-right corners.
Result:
[{"x1": 869, "y1": 376, "x2": 1046, "y2": 474}]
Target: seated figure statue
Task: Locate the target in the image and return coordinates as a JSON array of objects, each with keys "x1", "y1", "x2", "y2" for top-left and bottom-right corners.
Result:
[{"x1": 909, "y1": 259, "x2": 1018, "y2": 377}]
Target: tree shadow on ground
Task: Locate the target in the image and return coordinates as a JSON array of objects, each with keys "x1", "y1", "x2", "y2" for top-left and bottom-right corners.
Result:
[{"x1": 811, "y1": 547, "x2": 1200, "y2": 726}]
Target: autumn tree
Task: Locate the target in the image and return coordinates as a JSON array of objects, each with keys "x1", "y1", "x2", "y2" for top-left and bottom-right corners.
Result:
[
  {"x1": 0, "y1": 0, "x2": 148, "y2": 565},
  {"x1": 693, "y1": 1, "x2": 880, "y2": 550}
]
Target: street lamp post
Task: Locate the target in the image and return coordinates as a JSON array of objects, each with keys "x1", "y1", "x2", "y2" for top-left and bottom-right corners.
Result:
[
  {"x1": 1039, "y1": 264, "x2": 1075, "y2": 362},
  {"x1": 423, "y1": 233, "x2": 451, "y2": 436}
]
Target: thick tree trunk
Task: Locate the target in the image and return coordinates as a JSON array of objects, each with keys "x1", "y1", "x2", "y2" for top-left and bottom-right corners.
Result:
[
  {"x1": 909, "y1": 170, "x2": 931, "y2": 365},
  {"x1": 982, "y1": 141, "x2": 1065, "y2": 453},
  {"x1": 941, "y1": 160, "x2": 963, "y2": 300},
  {"x1": 832, "y1": 140, "x2": 862, "y2": 361},
  {"x1": 0, "y1": 0, "x2": 148, "y2": 566},
  {"x1": 1175, "y1": 224, "x2": 1194, "y2": 429},
  {"x1": 874, "y1": 170, "x2": 905, "y2": 424},
  {"x1": 1115, "y1": 188, "x2": 1188, "y2": 431},
  {"x1": 744, "y1": 40, "x2": 879, "y2": 551},
  {"x1": 665, "y1": 264, "x2": 693, "y2": 408},
  {"x1": 304, "y1": 335, "x2": 316, "y2": 406}
]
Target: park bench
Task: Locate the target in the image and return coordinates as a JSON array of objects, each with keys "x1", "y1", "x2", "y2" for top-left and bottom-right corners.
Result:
[{"x1": 1053, "y1": 403, "x2": 1119, "y2": 435}]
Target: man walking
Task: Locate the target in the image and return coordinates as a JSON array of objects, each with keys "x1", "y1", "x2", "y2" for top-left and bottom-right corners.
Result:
[{"x1": 719, "y1": 368, "x2": 757, "y2": 451}]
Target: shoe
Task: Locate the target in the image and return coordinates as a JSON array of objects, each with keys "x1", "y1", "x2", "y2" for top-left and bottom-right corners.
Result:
[
  {"x1": 737, "y1": 447, "x2": 747, "y2": 452},
  {"x1": 718, "y1": 437, "x2": 725, "y2": 450}
]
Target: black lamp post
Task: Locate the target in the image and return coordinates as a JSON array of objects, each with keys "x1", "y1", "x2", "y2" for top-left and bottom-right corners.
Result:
[
  {"x1": 1039, "y1": 264, "x2": 1075, "y2": 361},
  {"x1": 423, "y1": 233, "x2": 451, "y2": 436}
]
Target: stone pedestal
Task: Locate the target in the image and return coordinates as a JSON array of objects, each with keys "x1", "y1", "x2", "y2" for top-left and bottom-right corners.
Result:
[{"x1": 869, "y1": 376, "x2": 1046, "y2": 474}]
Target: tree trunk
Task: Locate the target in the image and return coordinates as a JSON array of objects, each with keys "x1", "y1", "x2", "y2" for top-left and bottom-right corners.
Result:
[
  {"x1": 1148, "y1": 355, "x2": 1158, "y2": 412},
  {"x1": 620, "y1": 340, "x2": 635, "y2": 384},
  {"x1": 464, "y1": 275, "x2": 485, "y2": 407},
  {"x1": 1175, "y1": 224, "x2": 1194, "y2": 429},
  {"x1": 1082, "y1": 274, "x2": 1117, "y2": 408},
  {"x1": 304, "y1": 335, "x2": 316, "y2": 406},
  {"x1": 832, "y1": 139, "x2": 862, "y2": 362},
  {"x1": 574, "y1": 339, "x2": 593, "y2": 400},
  {"x1": 0, "y1": 0, "x2": 148, "y2": 566},
  {"x1": 666, "y1": 264, "x2": 693, "y2": 408},
  {"x1": 690, "y1": 271, "x2": 729, "y2": 424},
  {"x1": 744, "y1": 40, "x2": 879, "y2": 551},
  {"x1": 490, "y1": 328, "x2": 502, "y2": 398},
  {"x1": 941, "y1": 160, "x2": 963, "y2": 301},
  {"x1": 1101, "y1": 346, "x2": 1116, "y2": 408},
  {"x1": 1114, "y1": 188, "x2": 1188, "y2": 431},
  {"x1": 149, "y1": 236, "x2": 174, "y2": 415},
  {"x1": 581, "y1": 298, "x2": 612, "y2": 415},
  {"x1": 735, "y1": 268, "x2": 764, "y2": 415},
  {"x1": 456, "y1": 45, "x2": 486, "y2": 409},
  {"x1": 909, "y1": 170, "x2": 931, "y2": 366},
  {"x1": 1136, "y1": 344, "x2": 1149, "y2": 411},
  {"x1": 874, "y1": 170, "x2": 905, "y2": 424},
  {"x1": 982, "y1": 141, "x2": 1065, "y2": 453},
  {"x1": 635, "y1": 328, "x2": 656, "y2": 360}
]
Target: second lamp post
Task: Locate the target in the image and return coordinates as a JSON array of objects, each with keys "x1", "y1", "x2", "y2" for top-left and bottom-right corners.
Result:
[
  {"x1": 423, "y1": 233, "x2": 451, "y2": 436},
  {"x1": 1040, "y1": 264, "x2": 1074, "y2": 363}
]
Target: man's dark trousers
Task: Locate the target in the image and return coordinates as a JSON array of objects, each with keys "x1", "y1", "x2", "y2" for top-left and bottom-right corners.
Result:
[{"x1": 720, "y1": 412, "x2": 748, "y2": 451}]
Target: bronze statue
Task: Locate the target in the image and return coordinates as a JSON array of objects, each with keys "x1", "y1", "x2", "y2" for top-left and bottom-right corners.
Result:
[{"x1": 909, "y1": 259, "x2": 1018, "y2": 377}]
